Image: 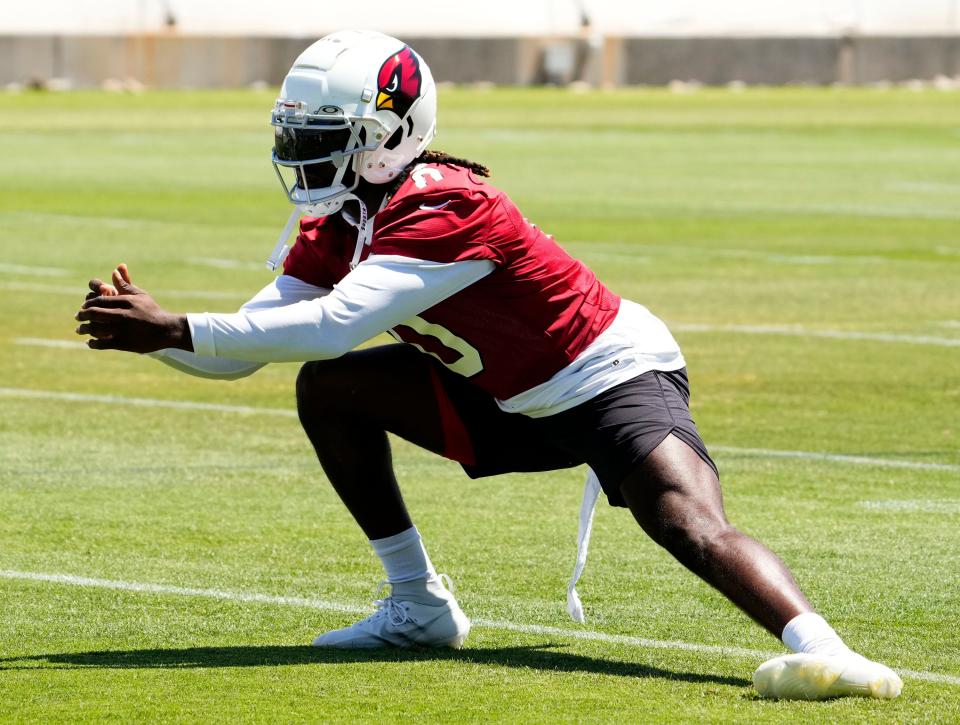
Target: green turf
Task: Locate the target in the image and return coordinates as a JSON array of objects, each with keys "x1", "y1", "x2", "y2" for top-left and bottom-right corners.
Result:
[{"x1": 0, "y1": 86, "x2": 958, "y2": 723}]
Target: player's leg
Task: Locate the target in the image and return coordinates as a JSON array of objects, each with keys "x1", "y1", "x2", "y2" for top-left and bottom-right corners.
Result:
[
  {"x1": 296, "y1": 342, "x2": 578, "y2": 538},
  {"x1": 296, "y1": 344, "x2": 468, "y2": 648},
  {"x1": 295, "y1": 344, "x2": 445, "y2": 540},
  {"x1": 619, "y1": 435, "x2": 901, "y2": 700},
  {"x1": 295, "y1": 343, "x2": 575, "y2": 649},
  {"x1": 619, "y1": 434, "x2": 810, "y2": 636}
]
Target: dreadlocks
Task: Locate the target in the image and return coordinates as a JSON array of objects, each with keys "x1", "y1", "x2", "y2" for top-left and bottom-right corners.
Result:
[
  {"x1": 390, "y1": 150, "x2": 490, "y2": 195},
  {"x1": 418, "y1": 150, "x2": 490, "y2": 177}
]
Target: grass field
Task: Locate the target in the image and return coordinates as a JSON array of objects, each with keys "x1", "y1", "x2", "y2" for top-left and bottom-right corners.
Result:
[{"x1": 0, "y1": 86, "x2": 958, "y2": 722}]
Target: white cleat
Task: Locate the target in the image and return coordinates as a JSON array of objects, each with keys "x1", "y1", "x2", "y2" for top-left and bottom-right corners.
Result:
[
  {"x1": 312, "y1": 575, "x2": 470, "y2": 650},
  {"x1": 753, "y1": 652, "x2": 903, "y2": 700}
]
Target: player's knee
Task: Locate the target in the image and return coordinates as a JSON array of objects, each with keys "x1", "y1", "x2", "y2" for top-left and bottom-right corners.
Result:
[
  {"x1": 653, "y1": 511, "x2": 733, "y2": 571},
  {"x1": 296, "y1": 359, "x2": 352, "y2": 417}
]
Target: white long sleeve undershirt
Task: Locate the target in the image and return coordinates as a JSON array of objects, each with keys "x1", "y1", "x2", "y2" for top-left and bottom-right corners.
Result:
[
  {"x1": 150, "y1": 253, "x2": 685, "y2": 420},
  {"x1": 148, "y1": 273, "x2": 330, "y2": 379},
  {"x1": 149, "y1": 255, "x2": 494, "y2": 378}
]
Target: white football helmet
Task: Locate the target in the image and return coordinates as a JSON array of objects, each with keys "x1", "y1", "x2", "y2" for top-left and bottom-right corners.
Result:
[{"x1": 271, "y1": 30, "x2": 438, "y2": 218}]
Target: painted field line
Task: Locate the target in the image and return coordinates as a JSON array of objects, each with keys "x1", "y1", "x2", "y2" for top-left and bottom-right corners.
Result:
[
  {"x1": 672, "y1": 323, "x2": 960, "y2": 348},
  {"x1": 189, "y1": 257, "x2": 265, "y2": 271},
  {"x1": 712, "y1": 446, "x2": 960, "y2": 474},
  {"x1": 13, "y1": 337, "x2": 88, "y2": 350},
  {"x1": 567, "y1": 242, "x2": 892, "y2": 267},
  {"x1": 705, "y1": 200, "x2": 960, "y2": 221},
  {"x1": 858, "y1": 499, "x2": 960, "y2": 514},
  {"x1": 0, "y1": 280, "x2": 248, "y2": 301},
  {"x1": 3, "y1": 387, "x2": 957, "y2": 474},
  {"x1": 0, "y1": 570, "x2": 364, "y2": 615},
  {"x1": 0, "y1": 570, "x2": 955, "y2": 686},
  {"x1": 0, "y1": 262, "x2": 70, "y2": 277},
  {"x1": 890, "y1": 180, "x2": 960, "y2": 194},
  {"x1": 1, "y1": 211, "x2": 277, "y2": 234},
  {"x1": 0, "y1": 387, "x2": 297, "y2": 418}
]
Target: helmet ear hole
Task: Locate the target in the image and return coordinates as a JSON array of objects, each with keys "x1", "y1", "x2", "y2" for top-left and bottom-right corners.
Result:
[{"x1": 384, "y1": 127, "x2": 404, "y2": 150}]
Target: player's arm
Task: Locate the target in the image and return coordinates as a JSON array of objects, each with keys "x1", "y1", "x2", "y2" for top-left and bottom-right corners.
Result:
[
  {"x1": 76, "y1": 257, "x2": 494, "y2": 360},
  {"x1": 149, "y1": 274, "x2": 334, "y2": 380},
  {"x1": 187, "y1": 255, "x2": 494, "y2": 361},
  {"x1": 76, "y1": 266, "x2": 333, "y2": 378}
]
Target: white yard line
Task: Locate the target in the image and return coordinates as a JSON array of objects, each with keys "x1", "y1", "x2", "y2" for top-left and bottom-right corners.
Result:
[
  {"x1": 0, "y1": 387, "x2": 297, "y2": 418},
  {"x1": 0, "y1": 211, "x2": 275, "y2": 234},
  {"x1": 712, "y1": 446, "x2": 960, "y2": 474},
  {"x1": 575, "y1": 243, "x2": 959, "y2": 267},
  {"x1": 0, "y1": 280, "x2": 248, "y2": 301},
  {"x1": 705, "y1": 200, "x2": 960, "y2": 221},
  {"x1": 889, "y1": 180, "x2": 960, "y2": 194},
  {"x1": 858, "y1": 500, "x2": 960, "y2": 514},
  {"x1": 13, "y1": 337, "x2": 88, "y2": 350},
  {"x1": 188, "y1": 257, "x2": 265, "y2": 271},
  {"x1": 2, "y1": 387, "x2": 957, "y2": 473},
  {"x1": 0, "y1": 569, "x2": 955, "y2": 686},
  {"x1": 566, "y1": 242, "x2": 892, "y2": 267},
  {"x1": 0, "y1": 262, "x2": 70, "y2": 277},
  {"x1": 672, "y1": 323, "x2": 960, "y2": 348}
]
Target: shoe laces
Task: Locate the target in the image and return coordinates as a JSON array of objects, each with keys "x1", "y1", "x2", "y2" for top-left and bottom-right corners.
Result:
[
  {"x1": 365, "y1": 574, "x2": 456, "y2": 627},
  {"x1": 366, "y1": 581, "x2": 412, "y2": 627}
]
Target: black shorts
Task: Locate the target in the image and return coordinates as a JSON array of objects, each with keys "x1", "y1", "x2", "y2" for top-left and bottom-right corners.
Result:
[{"x1": 429, "y1": 364, "x2": 719, "y2": 508}]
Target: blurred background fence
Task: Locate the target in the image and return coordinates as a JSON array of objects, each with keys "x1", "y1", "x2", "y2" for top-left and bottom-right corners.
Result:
[{"x1": 2, "y1": 1, "x2": 959, "y2": 88}]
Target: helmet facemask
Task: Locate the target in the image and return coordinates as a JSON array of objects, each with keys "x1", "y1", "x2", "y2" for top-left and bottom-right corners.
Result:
[{"x1": 270, "y1": 100, "x2": 389, "y2": 217}]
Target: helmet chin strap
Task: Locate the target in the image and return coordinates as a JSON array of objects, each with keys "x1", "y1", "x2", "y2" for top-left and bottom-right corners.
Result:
[
  {"x1": 266, "y1": 193, "x2": 369, "y2": 273},
  {"x1": 347, "y1": 195, "x2": 370, "y2": 270},
  {"x1": 344, "y1": 192, "x2": 392, "y2": 270},
  {"x1": 267, "y1": 190, "x2": 387, "y2": 274},
  {"x1": 266, "y1": 206, "x2": 301, "y2": 271}
]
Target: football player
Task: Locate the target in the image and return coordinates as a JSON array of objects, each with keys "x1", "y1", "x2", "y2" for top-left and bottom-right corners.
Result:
[{"x1": 76, "y1": 30, "x2": 901, "y2": 700}]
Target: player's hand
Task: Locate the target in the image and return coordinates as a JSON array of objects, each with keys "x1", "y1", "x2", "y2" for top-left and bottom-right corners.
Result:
[
  {"x1": 84, "y1": 263, "x2": 138, "y2": 302},
  {"x1": 76, "y1": 265, "x2": 192, "y2": 353}
]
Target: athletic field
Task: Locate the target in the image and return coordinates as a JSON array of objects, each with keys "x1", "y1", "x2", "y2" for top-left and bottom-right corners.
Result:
[{"x1": 0, "y1": 87, "x2": 957, "y2": 722}]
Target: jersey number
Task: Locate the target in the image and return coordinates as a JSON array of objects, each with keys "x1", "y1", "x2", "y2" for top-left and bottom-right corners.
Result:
[
  {"x1": 411, "y1": 165, "x2": 444, "y2": 189},
  {"x1": 390, "y1": 316, "x2": 484, "y2": 378}
]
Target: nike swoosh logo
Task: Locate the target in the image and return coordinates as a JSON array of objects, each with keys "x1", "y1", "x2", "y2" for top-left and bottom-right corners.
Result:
[{"x1": 419, "y1": 201, "x2": 451, "y2": 211}]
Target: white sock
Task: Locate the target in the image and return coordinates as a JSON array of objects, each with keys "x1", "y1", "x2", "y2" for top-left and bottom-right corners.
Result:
[
  {"x1": 782, "y1": 612, "x2": 852, "y2": 657},
  {"x1": 370, "y1": 526, "x2": 437, "y2": 584}
]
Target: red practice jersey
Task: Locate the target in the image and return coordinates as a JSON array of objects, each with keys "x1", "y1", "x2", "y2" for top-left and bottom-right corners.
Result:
[{"x1": 283, "y1": 163, "x2": 621, "y2": 400}]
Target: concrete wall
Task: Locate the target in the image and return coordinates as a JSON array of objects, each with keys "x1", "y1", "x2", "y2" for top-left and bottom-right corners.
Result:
[
  {"x1": 621, "y1": 37, "x2": 842, "y2": 85},
  {"x1": 1, "y1": 34, "x2": 958, "y2": 89},
  {"x1": 851, "y1": 36, "x2": 960, "y2": 81}
]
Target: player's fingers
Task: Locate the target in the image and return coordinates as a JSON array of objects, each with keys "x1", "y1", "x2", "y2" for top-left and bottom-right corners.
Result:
[
  {"x1": 113, "y1": 263, "x2": 144, "y2": 295},
  {"x1": 85, "y1": 287, "x2": 117, "y2": 301},
  {"x1": 87, "y1": 336, "x2": 119, "y2": 350},
  {"x1": 75, "y1": 322, "x2": 115, "y2": 338},
  {"x1": 88, "y1": 278, "x2": 118, "y2": 296},
  {"x1": 81, "y1": 294, "x2": 133, "y2": 310},
  {"x1": 75, "y1": 306, "x2": 123, "y2": 323}
]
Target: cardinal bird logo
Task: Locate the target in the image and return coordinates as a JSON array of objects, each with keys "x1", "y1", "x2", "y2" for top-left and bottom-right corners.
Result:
[{"x1": 376, "y1": 47, "x2": 422, "y2": 118}]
